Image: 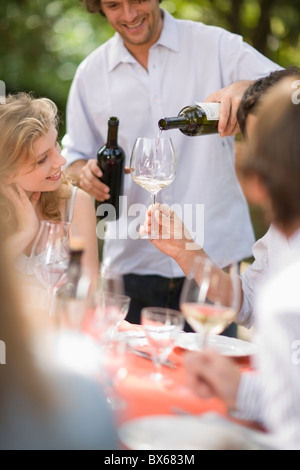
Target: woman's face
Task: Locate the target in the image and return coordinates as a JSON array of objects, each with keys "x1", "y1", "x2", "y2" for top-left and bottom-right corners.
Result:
[{"x1": 12, "y1": 126, "x2": 66, "y2": 193}]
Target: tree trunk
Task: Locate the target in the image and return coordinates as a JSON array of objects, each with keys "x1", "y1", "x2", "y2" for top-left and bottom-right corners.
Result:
[
  {"x1": 252, "y1": 0, "x2": 276, "y2": 54},
  {"x1": 228, "y1": 0, "x2": 243, "y2": 35}
]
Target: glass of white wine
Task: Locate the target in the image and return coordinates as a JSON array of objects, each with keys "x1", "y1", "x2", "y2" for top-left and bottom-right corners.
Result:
[
  {"x1": 130, "y1": 137, "x2": 177, "y2": 238},
  {"x1": 179, "y1": 256, "x2": 240, "y2": 348}
]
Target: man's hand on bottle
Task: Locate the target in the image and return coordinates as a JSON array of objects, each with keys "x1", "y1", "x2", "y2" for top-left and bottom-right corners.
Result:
[
  {"x1": 79, "y1": 159, "x2": 110, "y2": 202},
  {"x1": 205, "y1": 80, "x2": 254, "y2": 137}
]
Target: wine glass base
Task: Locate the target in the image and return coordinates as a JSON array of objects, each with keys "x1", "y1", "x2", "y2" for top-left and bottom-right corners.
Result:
[
  {"x1": 106, "y1": 394, "x2": 127, "y2": 411},
  {"x1": 146, "y1": 372, "x2": 174, "y2": 388},
  {"x1": 139, "y1": 233, "x2": 151, "y2": 239}
]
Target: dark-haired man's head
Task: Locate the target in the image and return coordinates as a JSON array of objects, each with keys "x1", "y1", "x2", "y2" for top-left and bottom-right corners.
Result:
[
  {"x1": 80, "y1": 0, "x2": 162, "y2": 17},
  {"x1": 237, "y1": 66, "x2": 300, "y2": 138}
]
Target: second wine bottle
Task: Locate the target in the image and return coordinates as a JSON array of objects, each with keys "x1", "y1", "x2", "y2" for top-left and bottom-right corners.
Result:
[{"x1": 95, "y1": 116, "x2": 125, "y2": 221}]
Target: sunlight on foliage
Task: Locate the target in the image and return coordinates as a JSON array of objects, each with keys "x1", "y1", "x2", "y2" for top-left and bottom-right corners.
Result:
[{"x1": 1, "y1": 0, "x2": 300, "y2": 134}]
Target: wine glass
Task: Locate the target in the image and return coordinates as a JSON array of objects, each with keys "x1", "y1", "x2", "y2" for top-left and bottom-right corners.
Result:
[
  {"x1": 92, "y1": 265, "x2": 129, "y2": 342},
  {"x1": 30, "y1": 220, "x2": 70, "y2": 317},
  {"x1": 179, "y1": 256, "x2": 240, "y2": 348},
  {"x1": 98, "y1": 332, "x2": 128, "y2": 410},
  {"x1": 94, "y1": 265, "x2": 129, "y2": 409},
  {"x1": 130, "y1": 137, "x2": 177, "y2": 238},
  {"x1": 94, "y1": 292, "x2": 131, "y2": 341},
  {"x1": 141, "y1": 307, "x2": 184, "y2": 385}
]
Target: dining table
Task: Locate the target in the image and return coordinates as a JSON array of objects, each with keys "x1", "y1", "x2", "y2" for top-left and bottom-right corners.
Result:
[{"x1": 81, "y1": 313, "x2": 269, "y2": 452}]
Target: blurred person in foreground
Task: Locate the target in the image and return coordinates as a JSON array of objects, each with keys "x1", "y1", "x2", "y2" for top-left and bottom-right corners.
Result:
[
  {"x1": 0, "y1": 213, "x2": 118, "y2": 450},
  {"x1": 0, "y1": 92, "x2": 99, "y2": 307},
  {"x1": 183, "y1": 76, "x2": 300, "y2": 450},
  {"x1": 142, "y1": 67, "x2": 300, "y2": 330},
  {"x1": 62, "y1": 0, "x2": 281, "y2": 334}
]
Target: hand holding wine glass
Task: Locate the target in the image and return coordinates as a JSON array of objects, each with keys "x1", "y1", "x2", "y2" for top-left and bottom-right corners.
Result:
[{"x1": 180, "y1": 256, "x2": 240, "y2": 348}]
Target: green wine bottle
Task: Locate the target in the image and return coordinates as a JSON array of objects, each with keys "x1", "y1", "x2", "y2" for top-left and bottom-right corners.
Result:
[{"x1": 158, "y1": 102, "x2": 220, "y2": 136}]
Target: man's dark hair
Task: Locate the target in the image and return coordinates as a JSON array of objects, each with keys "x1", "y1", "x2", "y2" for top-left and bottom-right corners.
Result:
[
  {"x1": 80, "y1": 0, "x2": 162, "y2": 16},
  {"x1": 237, "y1": 66, "x2": 300, "y2": 137},
  {"x1": 241, "y1": 74, "x2": 300, "y2": 229}
]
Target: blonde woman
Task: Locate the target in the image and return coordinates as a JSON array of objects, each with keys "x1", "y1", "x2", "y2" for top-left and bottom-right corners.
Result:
[{"x1": 0, "y1": 93, "x2": 98, "y2": 290}]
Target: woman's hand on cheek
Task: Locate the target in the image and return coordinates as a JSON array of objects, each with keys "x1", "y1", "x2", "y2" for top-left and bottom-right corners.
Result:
[{"x1": 7, "y1": 184, "x2": 41, "y2": 244}]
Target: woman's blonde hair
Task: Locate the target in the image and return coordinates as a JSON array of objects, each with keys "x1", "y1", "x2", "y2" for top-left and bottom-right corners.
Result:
[{"x1": 0, "y1": 92, "x2": 71, "y2": 230}]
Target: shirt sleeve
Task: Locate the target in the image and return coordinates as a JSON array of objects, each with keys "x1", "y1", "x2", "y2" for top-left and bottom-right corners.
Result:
[
  {"x1": 236, "y1": 230, "x2": 270, "y2": 328},
  {"x1": 231, "y1": 372, "x2": 264, "y2": 424},
  {"x1": 61, "y1": 62, "x2": 105, "y2": 166},
  {"x1": 257, "y1": 304, "x2": 300, "y2": 450},
  {"x1": 218, "y1": 28, "x2": 282, "y2": 84}
]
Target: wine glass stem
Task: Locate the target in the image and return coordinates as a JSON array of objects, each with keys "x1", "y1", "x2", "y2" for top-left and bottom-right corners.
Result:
[
  {"x1": 48, "y1": 287, "x2": 56, "y2": 318},
  {"x1": 152, "y1": 356, "x2": 163, "y2": 380},
  {"x1": 152, "y1": 193, "x2": 156, "y2": 206},
  {"x1": 202, "y1": 332, "x2": 209, "y2": 348}
]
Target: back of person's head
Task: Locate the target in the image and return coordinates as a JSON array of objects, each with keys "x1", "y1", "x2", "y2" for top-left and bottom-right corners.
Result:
[
  {"x1": 241, "y1": 75, "x2": 300, "y2": 232},
  {"x1": 237, "y1": 66, "x2": 300, "y2": 137}
]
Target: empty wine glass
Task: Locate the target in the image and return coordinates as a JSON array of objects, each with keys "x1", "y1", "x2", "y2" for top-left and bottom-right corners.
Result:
[
  {"x1": 130, "y1": 137, "x2": 177, "y2": 238},
  {"x1": 141, "y1": 307, "x2": 184, "y2": 385},
  {"x1": 179, "y1": 256, "x2": 240, "y2": 348},
  {"x1": 30, "y1": 220, "x2": 70, "y2": 317},
  {"x1": 94, "y1": 292, "x2": 131, "y2": 341},
  {"x1": 92, "y1": 265, "x2": 130, "y2": 343},
  {"x1": 99, "y1": 334, "x2": 128, "y2": 410}
]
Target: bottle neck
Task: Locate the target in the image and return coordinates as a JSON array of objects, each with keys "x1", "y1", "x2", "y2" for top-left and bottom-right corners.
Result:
[
  {"x1": 68, "y1": 249, "x2": 83, "y2": 278},
  {"x1": 106, "y1": 117, "x2": 119, "y2": 147},
  {"x1": 158, "y1": 116, "x2": 190, "y2": 131},
  {"x1": 69, "y1": 249, "x2": 83, "y2": 264}
]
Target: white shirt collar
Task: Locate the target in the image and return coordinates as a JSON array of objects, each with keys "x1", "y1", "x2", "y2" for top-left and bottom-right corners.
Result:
[
  {"x1": 287, "y1": 227, "x2": 300, "y2": 251},
  {"x1": 107, "y1": 9, "x2": 179, "y2": 72}
]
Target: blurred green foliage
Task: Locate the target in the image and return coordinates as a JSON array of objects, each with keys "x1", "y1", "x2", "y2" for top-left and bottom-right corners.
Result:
[
  {"x1": 1, "y1": 0, "x2": 300, "y2": 137},
  {"x1": 1, "y1": 0, "x2": 299, "y2": 242}
]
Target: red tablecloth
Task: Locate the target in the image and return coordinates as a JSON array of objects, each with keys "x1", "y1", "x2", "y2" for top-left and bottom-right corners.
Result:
[{"x1": 84, "y1": 314, "x2": 254, "y2": 428}]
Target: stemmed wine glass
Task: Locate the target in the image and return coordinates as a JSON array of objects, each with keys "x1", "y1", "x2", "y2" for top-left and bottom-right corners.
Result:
[
  {"x1": 130, "y1": 137, "x2": 177, "y2": 238},
  {"x1": 179, "y1": 256, "x2": 240, "y2": 348},
  {"x1": 141, "y1": 307, "x2": 184, "y2": 385},
  {"x1": 30, "y1": 220, "x2": 70, "y2": 317},
  {"x1": 93, "y1": 266, "x2": 129, "y2": 409},
  {"x1": 93, "y1": 265, "x2": 130, "y2": 342}
]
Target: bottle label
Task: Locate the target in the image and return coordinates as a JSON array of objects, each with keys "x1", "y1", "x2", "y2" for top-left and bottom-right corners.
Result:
[{"x1": 195, "y1": 102, "x2": 220, "y2": 121}]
